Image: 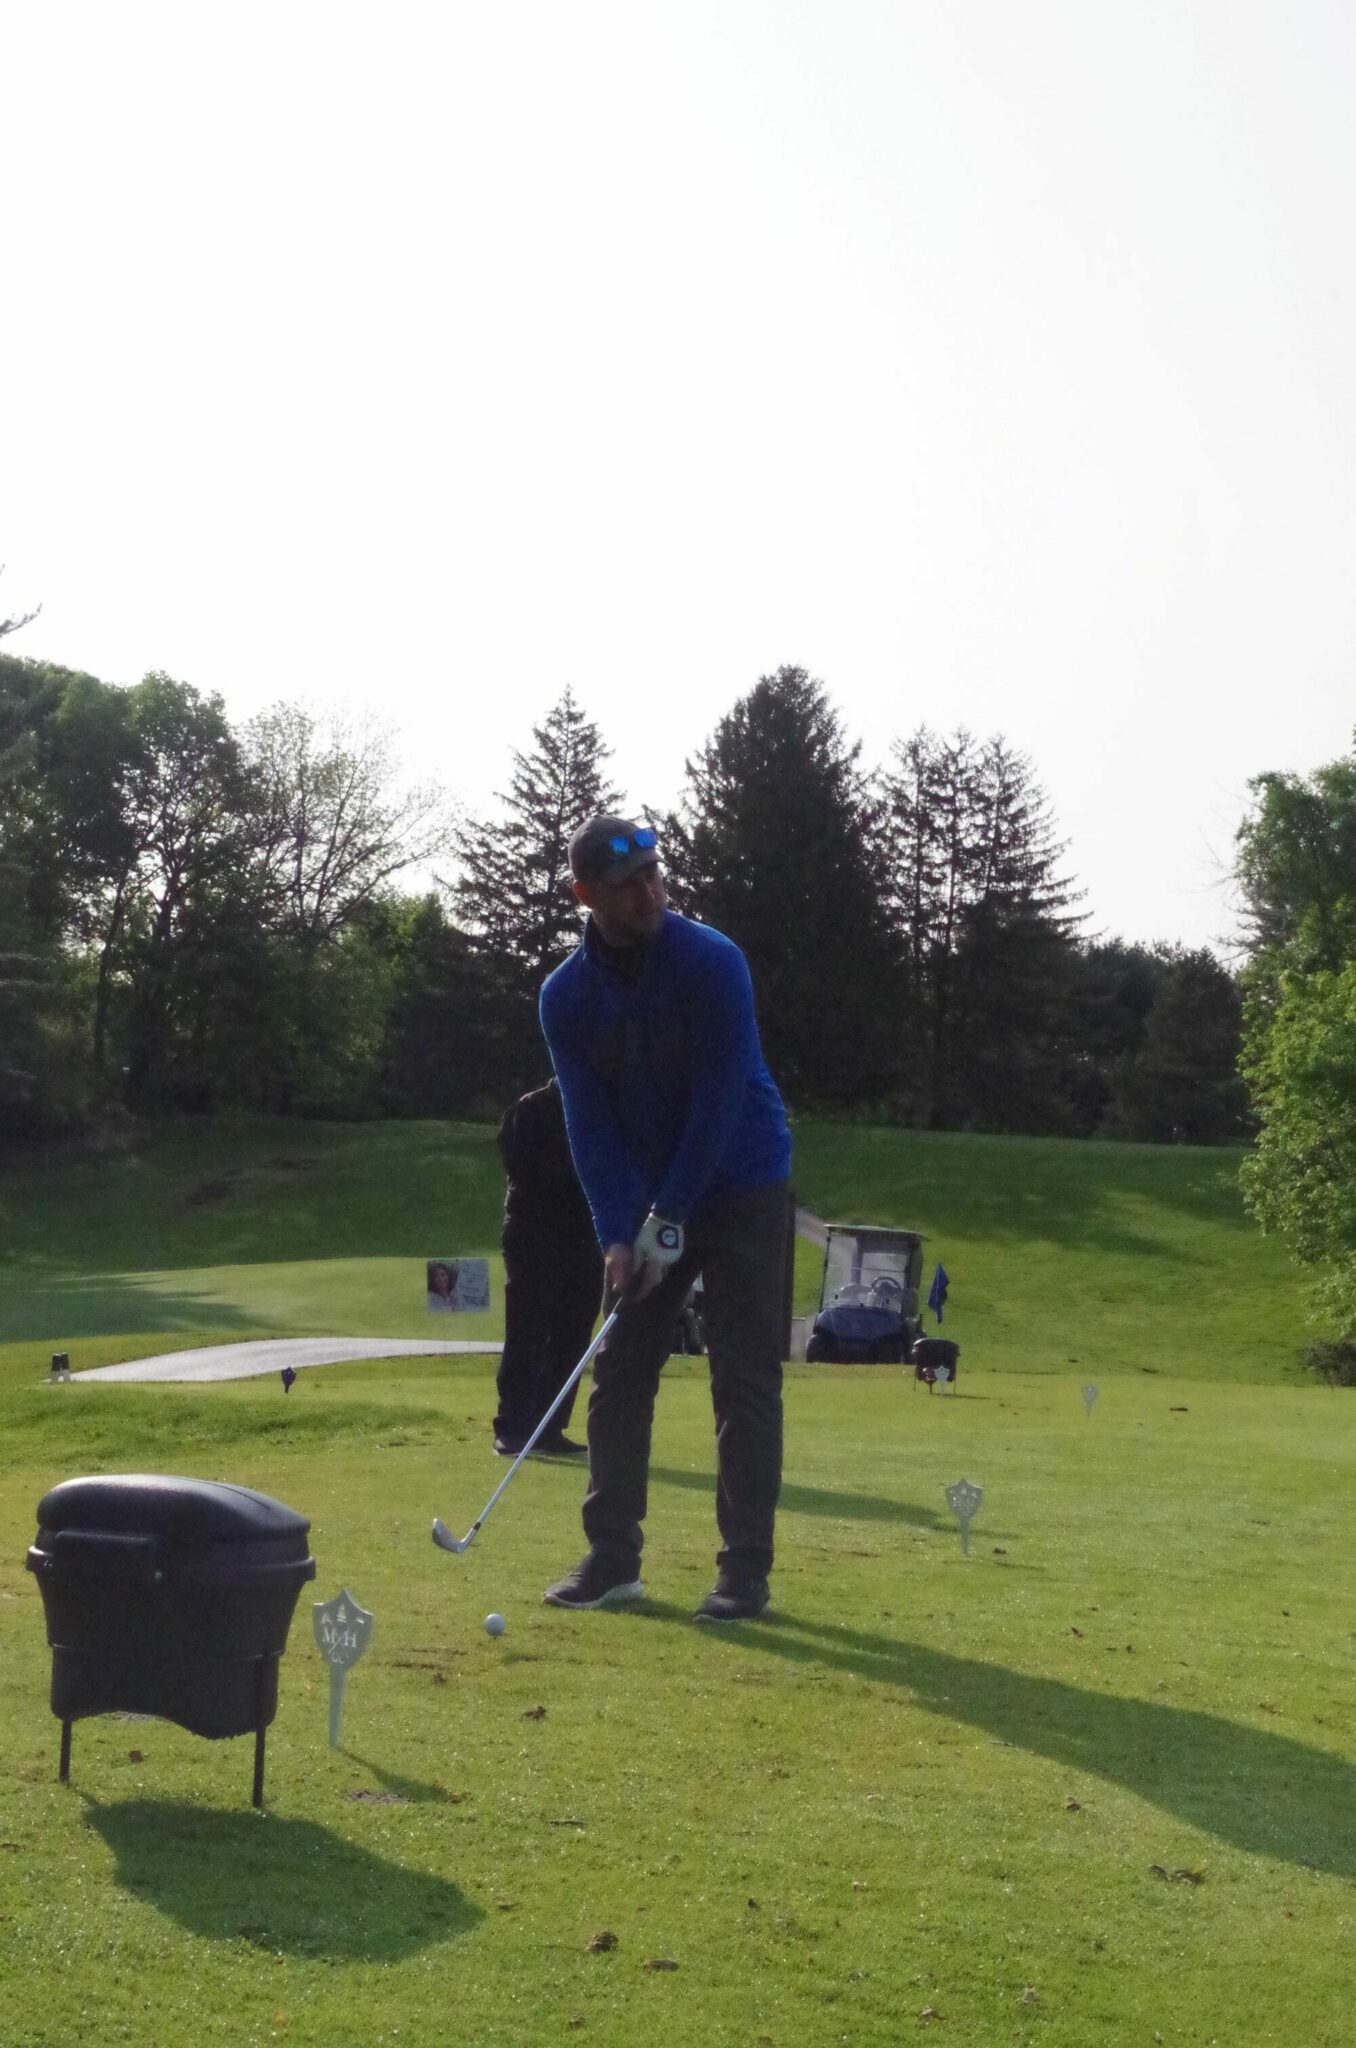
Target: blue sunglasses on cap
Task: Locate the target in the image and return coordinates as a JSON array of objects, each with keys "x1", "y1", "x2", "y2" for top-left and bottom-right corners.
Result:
[{"x1": 606, "y1": 828, "x2": 658, "y2": 857}]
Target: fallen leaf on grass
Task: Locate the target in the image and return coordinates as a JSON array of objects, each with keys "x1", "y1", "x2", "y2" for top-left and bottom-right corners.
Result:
[
  {"x1": 1170, "y1": 1406, "x2": 1188, "y2": 1413},
  {"x1": 496, "y1": 1901, "x2": 519, "y2": 1913},
  {"x1": 1021, "y1": 1988, "x2": 1039, "y2": 2005},
  {"x1": 1258, "y1": 1702, "x2": 1280, "y2": 1715},
  {"x1": 549, "y1": 1816, "x2": 587, "y2": 1828},
  {"x1": 587, "y1": 1931, "x2": 618, "y2": 1953},
  {"x1": 746, "y1": 1898, "x2": 760, "y2": 1910},
  {"x1": 918, "y1": 2007, "x2": 945, "y2": 2023},
  {"x1": 1070, "y1": 1627, "x2": 1084, "y2": 1638},
  {"x1": 345, "y1": 1790, "x2": 409, "y2": 1805},
  {"x1": 522, "y1": 1705, "x2": 547, "y2": 1720},
  {"x1": 1149, "y1": 1864, "x2": 1206, "y2": 1884},
  {"x1": 1064, "y1": 1799, "x2": 1082, "y2": 1812},
  {"x1": 992, "y1": 1547, "x2": 1007, "y2": 1556},
  {"x1": 567, "y1": 2020, "x2": 586, "y2": 2030},
  {"x1": 128, "y1": 1751, "x2": 146, "y2": 1763},
  {"x1": 644, "y1": 1958, "x2": 679, "y2": 1971}
]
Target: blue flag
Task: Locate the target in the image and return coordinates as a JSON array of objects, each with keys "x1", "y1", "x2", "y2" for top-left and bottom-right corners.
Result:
[{"x1": 927, "y1": 1263, "x2": 950, "y2": 1324}]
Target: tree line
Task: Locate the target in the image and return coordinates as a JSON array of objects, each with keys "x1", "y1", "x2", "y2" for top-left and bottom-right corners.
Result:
[{"x1": 1, "y1": 642, "x2": 1248, "y2": 1146}]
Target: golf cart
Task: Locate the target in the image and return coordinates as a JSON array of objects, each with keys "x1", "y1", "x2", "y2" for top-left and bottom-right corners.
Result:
[{"x1": 805, "y1": 1224, "x2": 925, "y2": 1364}]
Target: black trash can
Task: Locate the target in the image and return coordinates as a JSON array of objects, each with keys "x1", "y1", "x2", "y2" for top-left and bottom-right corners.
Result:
[
  {"x1": 26, "y1": 1473, "x2": 316, "y2": 1805},
  {"x1": 912, "y1": 1335, "x2": 961, "y2": 1388}
]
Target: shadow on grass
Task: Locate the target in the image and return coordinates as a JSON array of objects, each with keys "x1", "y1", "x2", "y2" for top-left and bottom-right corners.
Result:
[
  {"x1": 653, "y1": 1608, "x2": 1356, "y2": 1878},
  {"x1": 649, "y1": 1463, "x2": 948, "y2": 1531},
  {"x1": 0, "y1": 1273, "x2": 263, "y2": 1346},
  {"x1": 86, "y1": 1798, "x2": 483, "y2": 1957},
  {"x1": 339, "y1": 1750, "x2": 463, "y2": 1806}
]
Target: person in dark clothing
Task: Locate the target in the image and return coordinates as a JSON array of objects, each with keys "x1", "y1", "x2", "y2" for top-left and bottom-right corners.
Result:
[
  {"x1": 538, "y1": 814, "x2": 793, "y2": 1622},
  {"x1": 492, "y1": 1078, "x2": 604, "y2": 1460}
]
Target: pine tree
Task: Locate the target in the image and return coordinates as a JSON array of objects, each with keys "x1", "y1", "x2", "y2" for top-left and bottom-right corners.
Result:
[
  {"x1": 452, "y1": 689, "x2": 621, "y2": 1092},
  {"x1": 454, "y1": 687, "x2": 620, "y2": 987},
  {"x1": 879, "y1": 728, "x2": 1082, "y2": 1128},
  {"x1": 664, "y1": 665, "x2": 896, "y2": 1106}
]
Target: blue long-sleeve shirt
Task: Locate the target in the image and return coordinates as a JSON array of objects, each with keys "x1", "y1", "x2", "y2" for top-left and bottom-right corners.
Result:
[{"x1": 539, "y1": 910, "x2": 791, "y2": 1250}]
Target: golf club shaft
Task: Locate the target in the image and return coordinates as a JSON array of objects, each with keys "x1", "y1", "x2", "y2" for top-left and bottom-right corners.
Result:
[{"x1": 448, "y1": 1305, "x2": 621, "y2": 1549}]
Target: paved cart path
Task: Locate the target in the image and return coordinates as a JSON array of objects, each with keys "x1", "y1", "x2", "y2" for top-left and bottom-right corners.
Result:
[{"x1": 74, "y1": 1337, "x2": 501, "y2": 1384}]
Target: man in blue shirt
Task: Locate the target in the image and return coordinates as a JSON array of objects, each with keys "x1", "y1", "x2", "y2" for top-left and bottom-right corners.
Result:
[{"x1": 539, "y1": 814, "x2": 792, "y2": 1621}]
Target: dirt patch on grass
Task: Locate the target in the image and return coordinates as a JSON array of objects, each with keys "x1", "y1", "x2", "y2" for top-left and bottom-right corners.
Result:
[{"x1": 184, "y1": 1157, "x2": 321, "y2": 1207}]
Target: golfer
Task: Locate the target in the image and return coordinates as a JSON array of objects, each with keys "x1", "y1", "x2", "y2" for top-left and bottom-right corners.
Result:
[{"x1": 539, "y1": 815, "x2": 792, "y2": 1621}]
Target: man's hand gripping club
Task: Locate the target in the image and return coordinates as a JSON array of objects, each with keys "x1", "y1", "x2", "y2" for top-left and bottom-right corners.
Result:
[{"x1": 605, "y1": 1212, "x2": 685, "y2": 1302}]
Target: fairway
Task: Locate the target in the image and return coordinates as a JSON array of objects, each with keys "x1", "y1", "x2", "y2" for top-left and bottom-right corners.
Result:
[{"x1": 1, "y1": 1120, "x2": 1353, "y2": 2045}]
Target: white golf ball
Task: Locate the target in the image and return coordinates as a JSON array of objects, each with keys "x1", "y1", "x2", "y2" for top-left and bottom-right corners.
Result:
[{"x1": 484, "y1": 1612, "x2": 506, "y2": 1637}]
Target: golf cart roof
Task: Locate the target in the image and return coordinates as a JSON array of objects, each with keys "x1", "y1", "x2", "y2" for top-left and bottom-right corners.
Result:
[{"x1": 823, "y1": 1223, "x2": 926, "y2": 1246}]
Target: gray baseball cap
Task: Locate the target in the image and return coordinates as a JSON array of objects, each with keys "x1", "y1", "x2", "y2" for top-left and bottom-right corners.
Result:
[{"x1": 568, "y1": 815, "x2": 661, "y2": 884}]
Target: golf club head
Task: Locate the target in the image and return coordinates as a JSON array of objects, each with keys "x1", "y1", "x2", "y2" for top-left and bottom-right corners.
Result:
[{"x1": 431, "y1": 1517, "x2": 472, "y2": 1554}]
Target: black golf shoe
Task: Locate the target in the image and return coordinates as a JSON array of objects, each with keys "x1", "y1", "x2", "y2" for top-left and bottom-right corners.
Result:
[
  {"x1": 543, "y1": 1554, "x2": 645, "y2": 1609},
  {"x1": 693, "y1": 1574, "x2": 770, "y2": 1623},
  {"x1": 495, "y1": 1432, "x2": 589, "y2": 1460}
]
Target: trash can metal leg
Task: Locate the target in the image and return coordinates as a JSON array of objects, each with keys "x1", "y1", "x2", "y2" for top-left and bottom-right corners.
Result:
[{"x1": 59, "y1": 1718, "x2": 72, "y2": 1783}]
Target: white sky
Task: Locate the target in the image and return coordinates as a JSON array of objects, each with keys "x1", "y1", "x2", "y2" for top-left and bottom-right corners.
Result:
[{"x1": 4, "y1": 0, "x2": 1354, "y2": 952}]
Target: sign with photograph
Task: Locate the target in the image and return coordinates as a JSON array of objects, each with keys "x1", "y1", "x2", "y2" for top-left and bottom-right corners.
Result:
[{"x1": 426, "y1": 1258, "x2": 491, "y2": 1313}]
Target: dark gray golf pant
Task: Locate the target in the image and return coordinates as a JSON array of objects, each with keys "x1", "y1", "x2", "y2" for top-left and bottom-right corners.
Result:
[{"x1": 582, "y1": 1180, "x2": 789, "y2": 1582}]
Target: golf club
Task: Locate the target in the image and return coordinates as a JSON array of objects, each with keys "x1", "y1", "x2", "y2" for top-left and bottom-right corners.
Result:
[{"x1": 431, "y1": 1304, "x2": 622, "y2": 1555}]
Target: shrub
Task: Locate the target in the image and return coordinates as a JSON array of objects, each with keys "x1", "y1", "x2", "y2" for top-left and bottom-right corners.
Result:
[{"x1": 1302, "y1": 1339, "x2": 1356, "y2": 1386}]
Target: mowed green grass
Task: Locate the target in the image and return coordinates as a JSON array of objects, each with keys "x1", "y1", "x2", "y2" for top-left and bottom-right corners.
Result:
[
  {"x1": 1, "y1": 1117, "x2": 1353, "y2": 2046},
  {"x1": 2, "y1": 1361, "x2": 1355, "y2": 2047}
]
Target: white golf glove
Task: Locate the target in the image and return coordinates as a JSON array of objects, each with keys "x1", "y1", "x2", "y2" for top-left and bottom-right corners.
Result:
[{"x1": 632, "y1": 1212, "x2": 685, "y2": 1295}]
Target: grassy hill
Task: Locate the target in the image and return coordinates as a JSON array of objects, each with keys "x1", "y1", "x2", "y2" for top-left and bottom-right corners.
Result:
[
  {"x1": 792, "y1": 1122, "x2": 1312, "y2": 1385},
  {"x1": 0, "y1": 1114, "x2": 1313, "y2": 1386}
]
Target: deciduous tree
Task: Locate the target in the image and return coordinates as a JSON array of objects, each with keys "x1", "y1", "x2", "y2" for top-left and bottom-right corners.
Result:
[{"x1": 1238, "y1": 736, "x2": 1356, "y2": 1333}]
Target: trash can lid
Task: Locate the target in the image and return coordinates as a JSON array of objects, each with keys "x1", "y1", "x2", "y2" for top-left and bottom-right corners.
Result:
[{"x1": 35, "y1": 1474, "x2": 311, "y2": 1543}]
